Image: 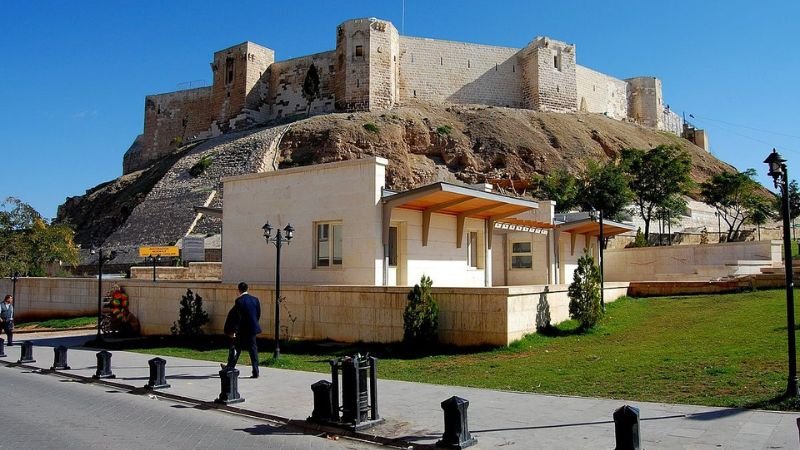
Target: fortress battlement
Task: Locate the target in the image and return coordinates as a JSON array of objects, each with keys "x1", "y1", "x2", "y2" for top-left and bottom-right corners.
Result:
[{"x1": 123, "y1": 17, "x2": 691, "y2": 174}]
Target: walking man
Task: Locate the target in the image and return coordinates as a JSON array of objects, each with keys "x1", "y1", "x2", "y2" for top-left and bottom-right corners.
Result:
[
  {"x1": 222, "y1": 283, "x2": 261, "y2": 378},
  {"x1": 1, "y1": 295, "x2": 14, "y2": 346}
]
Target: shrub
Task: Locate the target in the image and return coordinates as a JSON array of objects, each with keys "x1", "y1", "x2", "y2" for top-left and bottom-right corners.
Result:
[
  {"x1": 363, "y1": 122, "x2": 380, "y2": 134},
  {"x1": 436, "y1": 125, "x2": 452, "y2": 135},
  {"x1": 568, "y1": 251, "x2": 602, "y2": 330},
  {"x1": 626, "y1": 228, "x2": 649, "y2": 248},
  {"x1": 188, "y1": 154, "x2": 213, "y2": 177},
  {"x1": 170, "y1": 289, "x2": 210, "y2": 337},
  {"x1": 403, "y1": 275, "x2": 439, "y2": 346}
]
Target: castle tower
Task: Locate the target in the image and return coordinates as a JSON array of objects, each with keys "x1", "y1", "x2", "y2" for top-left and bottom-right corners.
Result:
[
  {"x1": 334, "y1": 18, "x2": 400, "y2": 111},
  {"x1": 626, "y1": 76, "x2": 663, "y2": 129},
  {"x1": 518, "y1": 37, "x2": 577, "y2": 112},
  {"x1": 210, "y1": 42, "x2": 274, "y2": 132}
]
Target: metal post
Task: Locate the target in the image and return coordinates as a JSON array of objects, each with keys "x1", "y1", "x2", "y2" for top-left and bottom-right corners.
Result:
[
  {"x1": 97, "y1": 249, "x2": 103, "y2": 343},
  {"x1": 599, "y1": 209, "x2": 605, "y2": 312},
  {"x1": 717, "y1": 211, "x2": 722, "y2": 243},
  {"x1": 780, "y1": 166, "x2": 799, "y2": 398},
  {"x1": 274, "y1": 231, "x2": 282, "y2": 359},
  {"x1": 11, "y1": 272, "x2": 17, "y2": 313}
]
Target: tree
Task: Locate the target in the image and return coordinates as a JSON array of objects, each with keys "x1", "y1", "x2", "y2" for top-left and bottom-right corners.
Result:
[
  {"x1": 302, "y1": 64, "x2": 321, "y2": 116},
  {"x1": 621, "y1": 145, "x2": 692, "y2": 240},
  {"x1": 0, "y1": 197, "x2": 78, "y2": 276},
  {"x1": 568, "y1": 251, "x2": 602, "y2": 330},
  {"x1": 403, "y1": 275, "x2": 439, "y2": 347},
  {"x1": 700, "y1": 169, "x2": 765, "y2": 241},
  {"x1": 170, "y1": 289, "x2": 210, "y2": 337},
  {"x1": 578, "y1": 160, "x2": 632, "y2": 221},
  {"x1": 532, "y1": 169, "x2": 580, "y2": 213}
]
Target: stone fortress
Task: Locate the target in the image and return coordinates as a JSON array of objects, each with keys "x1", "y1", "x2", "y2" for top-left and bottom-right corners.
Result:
[{"x1": 123, "y1": 17, "x2": 703, "y2": 174}]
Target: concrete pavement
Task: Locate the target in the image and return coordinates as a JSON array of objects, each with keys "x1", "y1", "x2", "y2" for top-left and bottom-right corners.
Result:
[{"x1": 1, "y1": 331, "x2": 798, "y2": 449}]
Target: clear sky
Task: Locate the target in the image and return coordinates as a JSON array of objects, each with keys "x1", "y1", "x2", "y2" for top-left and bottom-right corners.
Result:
[{"x1": 1, "y1": 0, "x2": 798, "y2": 219}]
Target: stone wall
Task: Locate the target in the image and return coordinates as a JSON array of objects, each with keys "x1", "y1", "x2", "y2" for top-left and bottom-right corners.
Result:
[
  {"x1": 0, "y1": 277, "x2": 627, "y2": 346},
  {"x1": 266, "y1": 51, "x2": 337, "y2": 120},
  {"x1": 398, "y1": 37, "x2": 522, "y2": 108},
  {"x1": 519, "y1": 37, "x2": 577, "y2": 112},
  {"x1": 576, "y1": 65, "x2": 628, "y2": 119},
  {"x1": 210, "y1": 42, "x2": 274, "y2": 131}
]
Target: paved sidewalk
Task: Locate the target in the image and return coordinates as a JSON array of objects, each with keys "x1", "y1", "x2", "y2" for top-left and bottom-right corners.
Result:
[{"x1": 1, "y1": 332, "x2": 798, "y2": 449}]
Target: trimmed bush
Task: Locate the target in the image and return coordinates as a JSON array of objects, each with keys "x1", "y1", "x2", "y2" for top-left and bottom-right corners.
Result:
[
  {"x1": 403, "y1": 275, "x2": 439, "y2": 346},
  {"x1": 568, "y1": 251, "x2": 602, "y2": 330},
  {"x1": 170, "y1": 289, "x2": 210, "y2": 337}
]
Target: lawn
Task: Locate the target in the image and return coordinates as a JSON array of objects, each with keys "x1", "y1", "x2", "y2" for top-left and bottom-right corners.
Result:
[
  {"x1": 17, "y1": 316, "x2": 96, "y2": 330},
  {"x1": 123, "y1": 289, "x2": 800, "y2": 410}
]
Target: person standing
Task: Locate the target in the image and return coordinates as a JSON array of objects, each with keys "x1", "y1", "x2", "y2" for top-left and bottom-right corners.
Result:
[
  {"x1": 222, "y1": 283, "x2": 261, "y2": 378},
  {"x1": 1, "y1": 295, "x2": 14, "y2": 346}
]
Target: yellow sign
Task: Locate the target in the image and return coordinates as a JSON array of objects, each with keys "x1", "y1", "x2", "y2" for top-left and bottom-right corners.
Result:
[{"x1": 138, "y1": 246, "x2": 180, "y2": 257}]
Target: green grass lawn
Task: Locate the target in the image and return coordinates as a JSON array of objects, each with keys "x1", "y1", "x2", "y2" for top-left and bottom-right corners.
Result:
[
  {"x1": 123, "y1": 289, "x2": 800, "y2": 410},
  {"x1": 17, "y1": 316, "x2": 96, "y2": 330}
]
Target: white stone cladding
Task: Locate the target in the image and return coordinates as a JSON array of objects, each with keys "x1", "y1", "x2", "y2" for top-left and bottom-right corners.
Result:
[
  {"x1": 398, "y1": 37, "x2": 522, "y2": 107},
  {"x1": 576, "y1": 65, "x2": 628, "y2": 120}
]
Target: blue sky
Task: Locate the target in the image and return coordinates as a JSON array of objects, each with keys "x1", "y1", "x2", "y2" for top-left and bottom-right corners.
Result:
[{"x1": 1, "y1": 0, "x2": 798, "y2": 219}]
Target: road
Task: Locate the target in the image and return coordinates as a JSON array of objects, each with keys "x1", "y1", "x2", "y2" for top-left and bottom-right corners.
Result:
[{"x1": 0, "y1": 364, "x2": 382, "y2": 450}]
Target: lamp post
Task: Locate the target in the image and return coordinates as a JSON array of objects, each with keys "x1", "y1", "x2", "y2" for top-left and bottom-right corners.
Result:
[
  {"x1": 715, "y1": 211, "x2": 722, "y2": 243},
  {"x1": 146, "y1": 255, "x2": 161, "y2": 282},
  {"x1": 764, "y1": 148, "x2": 799, "y2": 398},
  {"x1": 90, "y1": 248, "x2": 117, "y2": 343},
  {"x1": 262, "y1": 222, "x2": 294, "y2": 359},
  {"x1": 590, "y1": 209, "x2": 605, "y2": 312},
  {"x1": 11, "y1": 271, "x2": 18, "y2": 311}
]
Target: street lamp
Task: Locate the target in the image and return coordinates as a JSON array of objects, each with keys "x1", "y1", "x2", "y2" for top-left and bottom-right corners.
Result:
[
  {"x1": 262, "y1": 222, "x2": 294, "y2": 359},
  {"x1": 764, "y1": 148, "x2": 799, "y2": 398},
  {"x1": 146, "y1": 255, "x2": 161, "y2": 282},
  {"x1": 90, "y1": 247, "x2": 117, "y2": 343},
  {"x1": 589, "y1": 209, "x2": 605, "y2": 312},
  {"x1": 11, "y1": 271, "x2": 18, "y2": 312},
  {"x1": 714, "y1": 211, "x2": 722, "y2": 243}
]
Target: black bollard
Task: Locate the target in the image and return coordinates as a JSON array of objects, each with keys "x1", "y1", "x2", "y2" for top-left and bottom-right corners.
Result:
[
  {"x1": 93, "y1": 350, "x2": 115, "y2": 379},
  {"x1": 145, "y1": 357, "x2": 171, "y2": 389},
  {"x1": 51, "y1": 345, "x2": 71, "y2": 370},
  {"x1": 215, "y1": 367, "x2": 244, "y2": 404},
  {"x1": 436, "y1": 396, "x2": 477, "y2": 449},
  {"x1": 613, "y1": 405, "x2": 641, "y2": 450},
  {"x1": 309, "y1": 380, "x2": 334, "y2": 423},
  {"x1": 0, "y1": 338, "x2": 5, "y2": 358},
  {"x1": 17, "y1": 341, "x2": 35, "y2": 363}
]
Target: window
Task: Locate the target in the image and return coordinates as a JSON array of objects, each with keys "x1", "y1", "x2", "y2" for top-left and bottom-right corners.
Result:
[
  {"x1": 467, "y1": 231, "x2": 479, "y2": 269},
  {"x1": 554, "y1": 49, "x2": 563, "y2": 72},
  {"x1": 225, "y1": 57, "x2": 235, "y2": 84},
  {"x1": 511, "y1": 241, "x2": 533, "y2": 269},
  {"x1": 388, "y1": 226, "x2": 398, "y2": 267},
  {"x1": 316, "y1": 222, "x2": 342, "y2": 267},
  {"x1": 355, "y1": 45, "x2": 364, "y2": 57}
]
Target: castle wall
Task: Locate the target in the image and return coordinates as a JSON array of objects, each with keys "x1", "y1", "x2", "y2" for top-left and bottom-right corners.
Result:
[
  {"x1": 519, "y1": 38, "x2": 577, "y2": 112},
  {"x1": 626, "y1": 76, "x2": 661, "y2": 129},
  {"x1": 575, "y1": 65, "x2": 628, "y2": 120},
  {"x1": 398, "y1": 37, "x2": 522, "y2": 108},
  {"x1": 266, "y1": 51, "x2": 337, "y2": 120},
  {"x1": 210, "y1": 42, "x2": 274, "y2": 132},
  {"x1": 127, "y1": 87, "x2": 214, "y2": 174}
]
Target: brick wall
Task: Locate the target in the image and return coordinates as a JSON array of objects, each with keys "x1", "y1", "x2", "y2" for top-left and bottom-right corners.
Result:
[
  {"x1": 398, "y1": 37, "x2": 522, "y2": 108},
  {"x1": 575, "y1": 65, "x2": 628, "y2": 119}
]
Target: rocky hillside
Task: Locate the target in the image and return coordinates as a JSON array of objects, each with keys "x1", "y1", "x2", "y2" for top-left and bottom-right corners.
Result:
[{"x1": 57, "y1": 103, "x2": 736, "y2": 253}]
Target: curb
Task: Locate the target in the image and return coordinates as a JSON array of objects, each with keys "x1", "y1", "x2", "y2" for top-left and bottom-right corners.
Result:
[{"x1": 0, "y1": 358, "x2": 419, "y2": 449}]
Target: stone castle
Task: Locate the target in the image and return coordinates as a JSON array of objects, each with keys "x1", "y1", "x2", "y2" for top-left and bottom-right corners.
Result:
[{"x1": 123, "y1": 17, "x2": 699, "y2": 174}]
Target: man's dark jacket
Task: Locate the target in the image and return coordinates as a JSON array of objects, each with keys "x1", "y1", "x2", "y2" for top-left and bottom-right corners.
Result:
[{"x1": 235, "y1": 293, "x2": 262, "y2": 336}]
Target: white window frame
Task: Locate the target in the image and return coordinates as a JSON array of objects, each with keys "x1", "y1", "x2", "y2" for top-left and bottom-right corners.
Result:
[
  {"x1": 314, "y1": 221, "x2": 343, "y2": 268},
  {"x1": 510, "y1": 240, "x2": 533, "y2": 270},
  {"x1": 466, "y1": 230, "x2": 483, "y2": 269}
]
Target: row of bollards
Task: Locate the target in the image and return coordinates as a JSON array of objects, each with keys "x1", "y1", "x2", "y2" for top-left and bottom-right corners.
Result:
[
  {"x1": 6, "y1": 343, "x2": 238, "y2": 404},
  {"x1": 4, "y1": 343, "x2": 643, "y2": 448}
]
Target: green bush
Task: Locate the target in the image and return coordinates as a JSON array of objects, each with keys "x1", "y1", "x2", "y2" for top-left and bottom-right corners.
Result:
[
  {"x1": 568, "y1": 251, "x2": 602, "y2": 330},
  {"x1": 170, "y1": 289, "x2": 210, "y2": 337},
  {"x1": 188, "y1": 154, "x2": 213, "y2": 177},
  {"x1": 403, "y1": 275, "x2": 439, "y2": 346},
  {"x1": 436, "y1": 125, "x2": 452, "y2": 135},
  {"x1": 627, "y1": 228, "x2": 649, "y2": 248},
  {"x1": 363, "y1": 122, "x2": 380, "y2": 134}
]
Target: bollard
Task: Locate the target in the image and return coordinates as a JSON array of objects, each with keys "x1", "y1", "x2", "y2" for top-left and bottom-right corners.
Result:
[
  {"x1": 436, "y1": 396, "x2": 477, "y2": 449},
  {"x1": 0, "y1": 338, "x2": 5, "y2": 358},
  {"x1": 93, "y1": 350, "x2": 116, "y2": 379},
  {"x1": 329, "y1": 359, "x2": 340, "y2": 422},
  {"x1": 309, "y1": 380, "x2": 334, "y2": 423},
  {"x1": 51, "y1": 345, "x2": 71, "y2": 370},
  {"x1": 341, "y1": 356, "x2": 369, "y2": 424},
  {"x1": 796, "y1": 417, "x2": 799, "y2": 446},
  {"x1": 145, "y1": 357, "x2": 171, "y2": 389},
  {"x1": 17, "y1": 341, "x2": 35, "y2": 363},
  {"x1": 613, "y1": 405, "x2": 641, "y2": 450},
  {"x1": 215, "y1": 367, "x2": 244, "y2": 404}
]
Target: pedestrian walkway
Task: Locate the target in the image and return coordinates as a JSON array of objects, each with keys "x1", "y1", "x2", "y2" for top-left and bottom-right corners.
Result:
[{"x1": 1, "y1": 332, "x2": 797, "y2": 449}]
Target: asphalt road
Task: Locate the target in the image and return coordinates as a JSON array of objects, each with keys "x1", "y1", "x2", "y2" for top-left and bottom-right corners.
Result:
[{"x1": 0, "y1": 364, "x2": 381, "y2": 450}]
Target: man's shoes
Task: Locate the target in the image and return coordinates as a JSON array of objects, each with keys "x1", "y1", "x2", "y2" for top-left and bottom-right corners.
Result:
[{"x1": 250, "y1": 373, "x2": 259, "y2": 379}]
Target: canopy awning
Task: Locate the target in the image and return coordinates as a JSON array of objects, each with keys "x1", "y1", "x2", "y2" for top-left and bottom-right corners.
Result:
[
  {"x1": 381, "y1": 182, "x2": 549, "y2": 247},
  {"x1": 555, "y1": 218, "x2": 636, "y2": 237}
]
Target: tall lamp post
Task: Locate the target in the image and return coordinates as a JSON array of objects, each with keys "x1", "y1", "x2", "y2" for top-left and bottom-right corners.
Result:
[
  {"x1": 764, "y1": 148, "x2": 799, "y2": 398},
  {"x1": 590, "y1": 209, "x2": 605, "y2": 312},
  {"x1": 262, "y1": 222, "x2": 294, "y2": 359},
  {"x1": 11, "y1": 271, "x2": 18, "y2": 311},
  {"x1": 90, "y1": 248, "x2": 117, "y2": 343}
]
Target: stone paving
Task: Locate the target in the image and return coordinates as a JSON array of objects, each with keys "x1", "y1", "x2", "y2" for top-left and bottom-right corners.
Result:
[{"x1": 2, "y1": 331, "x2": 798, "y2": 449}]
